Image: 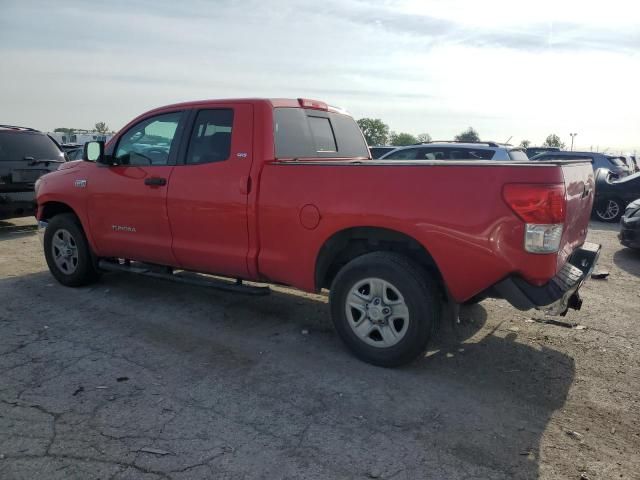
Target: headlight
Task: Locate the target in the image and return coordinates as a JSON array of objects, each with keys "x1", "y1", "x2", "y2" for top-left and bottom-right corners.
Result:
[{"x1": 34, "y1": 177, "x2": 42, "y2": 195}]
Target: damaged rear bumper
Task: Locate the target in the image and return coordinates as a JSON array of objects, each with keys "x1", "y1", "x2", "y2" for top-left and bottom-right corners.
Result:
[{"x1": 493, "y1": 242, "x2": 601, "y2": 316}]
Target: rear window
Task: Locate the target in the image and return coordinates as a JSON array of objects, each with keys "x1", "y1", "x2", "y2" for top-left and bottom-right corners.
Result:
[
  {"x1": 0, "y1": 132, "x2": 63, "y2": 162},
  {"x1": 274, "y1": 108, "x2": 368, "y2": 159},
  {"x1": 607, "y1": 156, "x2": 625, "y2": 166},
  {"x1": 508, "y1": 149, "x2": 529, "y2": 161}
]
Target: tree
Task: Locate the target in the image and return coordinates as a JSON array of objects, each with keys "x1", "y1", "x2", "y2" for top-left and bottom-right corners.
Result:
[
  {"x1": 416, "y1": 133, "x2": 432, "y2": 143},
  {"x1": 94, "y1": 122, "x2": 109, "y2": 134},
  {"x1": 357, "y1": 118, "x2": 390, "y2": 146},
  {"x1": 519, "y1": 139, "x2": 531, "y2": 148},
  {"x1": 542, "y1": 134, "x2": 565, "y2": 149},
  {"x1": 54, "y1": 127, "x2": 75, "y2": 134},
  {"x1": 389, "y1": 132, "x2": 418, "y2": 146},
  {"x1": 454, "y1": 127, "x2": 480, "y2": 143}
]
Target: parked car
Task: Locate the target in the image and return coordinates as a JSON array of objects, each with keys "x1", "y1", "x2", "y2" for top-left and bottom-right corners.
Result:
[
  {"x1": 369, "y1": 146, "x2": 396, "y2": 159},
  {"x1": 65, "y1": 147, "x2": 84, "y2": 161},
  {"x1": 622, "y1": 155, "x2": 637, "y2": 174},
  {"x1": 526, "y1": 146, "x2": 560, "y2": 158},
  {"x1": 60, "y1": 143, "x2": 83, "y2": 152},
  {"x1": 531, "y1": 151, "x2": 631, "y2": 177},
  {"x1": 619, "y1": 199, "x2": 640, "y2": 249},
  {"x1": 593, "y1": 169, "x2": 640, "y2": 222},
  {"x1": 0, "y1": 125, "x2": 65, "y2": 219},
  {"x1": 35, "y1": 98, "x2": 599, "y2": 367},
  {"x1": 379, "y1": 141, "x2": 529, "y2": 161}
]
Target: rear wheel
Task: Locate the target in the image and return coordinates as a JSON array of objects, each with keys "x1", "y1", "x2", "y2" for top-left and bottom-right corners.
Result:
[
  {"x1": 329, "y1": 252, "x2": 441, "y2": 367},
  {"x1": 594, "y1": 199, "x2": 623, "y2": 222},
  {"x1": 44, "y1": 213, "x2": 100, "y2": 286}
]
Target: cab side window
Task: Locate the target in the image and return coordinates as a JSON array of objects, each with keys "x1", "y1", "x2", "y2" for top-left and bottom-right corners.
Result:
[
  {"x1": 115, "y1": 112, "x2": 182, "y2": 166},
  {"x1": 186, "y1": 109, "x2": 234, "y2": 164}
]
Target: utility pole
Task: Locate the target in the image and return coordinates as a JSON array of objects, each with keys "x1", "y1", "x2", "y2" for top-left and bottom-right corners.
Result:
[{"x1": 570, "y1": 133, "x2": 578, "y2": 151}]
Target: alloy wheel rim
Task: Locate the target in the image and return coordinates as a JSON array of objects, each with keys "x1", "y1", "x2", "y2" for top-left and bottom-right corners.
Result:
[
  {"x1": 345, "y1": 277, "x2": 410, "y2": 348},
  {"x1": 51, "y1": 228, "x2": 79, "y2": 274},
  {"x1": 597, "y1": 200, "x2": 620, "y2": 220}
]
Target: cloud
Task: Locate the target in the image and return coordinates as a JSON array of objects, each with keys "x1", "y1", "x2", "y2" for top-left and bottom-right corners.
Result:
[{"x1": 0, "y1": 0, "x2": 638, "y2": 151}]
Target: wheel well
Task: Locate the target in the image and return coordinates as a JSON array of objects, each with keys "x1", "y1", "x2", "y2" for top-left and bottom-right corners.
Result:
[
  {"x1": 315, "y1": 227, "x2": 444, "y2": 291},
  {"x1": 40, "y1": 202, "x2": 77, "y2": 221}
]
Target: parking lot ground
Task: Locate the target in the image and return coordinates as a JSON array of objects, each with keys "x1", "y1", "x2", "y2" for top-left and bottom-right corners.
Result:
[{"x1": 0, "y1": 217, "x2": 639, "y2": 480}]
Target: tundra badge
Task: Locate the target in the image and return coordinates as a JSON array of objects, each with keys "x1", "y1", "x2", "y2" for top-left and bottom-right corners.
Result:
[
  {"x1": 112, "y1": 225, "x2": 137, "y2": 233},
  {"x1": 74, "y1": 179, "x2": 87, "y2": 188}
]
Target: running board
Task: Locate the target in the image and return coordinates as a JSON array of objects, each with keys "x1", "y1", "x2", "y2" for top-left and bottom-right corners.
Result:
[{"x1": 97, "y1": 260, "x2": 270, "y2": 296}]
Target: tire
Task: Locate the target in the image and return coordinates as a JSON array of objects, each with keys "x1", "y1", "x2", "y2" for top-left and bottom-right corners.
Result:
[
  {"x1": 44, "y1": 213, "x2": 100, "y2": 287},
  {"x1": 329, "y1": 252, "x2": 441, "y2": 367},
  {"x1": 462, "y1": 293, "x2": 487, "y2": 306},
  {"x1": 594, "y1": 199, "x2": 623, "y2": 223}
]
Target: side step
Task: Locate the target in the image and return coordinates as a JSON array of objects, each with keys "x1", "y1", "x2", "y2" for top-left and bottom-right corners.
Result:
[{"x1": 97, "y1": 260, "x2": 270, "y2": 296}]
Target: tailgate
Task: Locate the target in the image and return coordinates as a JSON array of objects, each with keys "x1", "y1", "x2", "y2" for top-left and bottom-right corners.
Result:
[{"x1": 558, "y1": 163, "x2": 595, "y2": 268}]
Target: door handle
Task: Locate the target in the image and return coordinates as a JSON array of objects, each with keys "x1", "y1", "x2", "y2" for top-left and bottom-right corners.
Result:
[{"x1": 144, "y1": 177, "x2": 167, "y2": 186}]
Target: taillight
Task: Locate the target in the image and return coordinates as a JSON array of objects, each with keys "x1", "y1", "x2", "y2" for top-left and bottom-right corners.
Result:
[{"x1": 503, "y1": 183, "x2": 567, "y2": 254}]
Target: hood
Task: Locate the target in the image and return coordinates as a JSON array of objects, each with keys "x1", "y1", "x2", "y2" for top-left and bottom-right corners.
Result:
[{"x1": 57, "y1": 160, "x2": 85, "y2": 171}]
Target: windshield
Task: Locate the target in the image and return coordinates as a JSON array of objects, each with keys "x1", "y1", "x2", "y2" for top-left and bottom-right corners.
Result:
[
  {"x1": 0, "y1": 132, "x2": 63, "y2": 162},
  {"x1": 607, "y1": 156, "x2": 625, "y2": 167},
  {"x1": 508, "y1": 149, "x2": 529, "y2": 161}
]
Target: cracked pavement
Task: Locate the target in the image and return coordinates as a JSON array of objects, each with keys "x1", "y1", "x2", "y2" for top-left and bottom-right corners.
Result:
[{"x1": 0, "y1": 218, "x2": 639, "y2": 479}]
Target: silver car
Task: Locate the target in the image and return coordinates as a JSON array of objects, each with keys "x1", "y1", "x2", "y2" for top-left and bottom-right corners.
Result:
[{"x1": 379, "y1": 141, "x2": 529, "y2": 161}]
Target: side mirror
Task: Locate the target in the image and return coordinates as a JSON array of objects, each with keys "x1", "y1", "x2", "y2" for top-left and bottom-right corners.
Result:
[{"x1": 83, "y1": 141, "x2": 105, "y2": 163}]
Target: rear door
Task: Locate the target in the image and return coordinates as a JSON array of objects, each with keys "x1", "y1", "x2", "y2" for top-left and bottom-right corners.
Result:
[{"x1": 167, "y1": 104, "x2": 253, "y2": 278}]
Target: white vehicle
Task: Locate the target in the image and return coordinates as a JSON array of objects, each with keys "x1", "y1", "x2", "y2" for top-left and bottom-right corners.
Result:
[{"x1": 48, "y1": 132, "x2": 113, "y2": 145}]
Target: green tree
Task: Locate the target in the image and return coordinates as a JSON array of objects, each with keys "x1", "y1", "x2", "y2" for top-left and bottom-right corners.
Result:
[
  {"x1": 389, "y1": 132, "x2": 418, "y2": 146},
  {"x1": 54, "y1": 127, "x2": 75, "y2": 134},
  {"x1": 520, "y1": 139, "x2": 531, "y2": 148},
  {"x1": 454, "y1": 127, "x2": 480, "y2": 142},
  {"x1": 416, "y1": 133, "x2": 432, "y2": 143},
  {"x1": 357, "y1": 118, "x2": 390, "y2": 146},
  {"x1": 542, "y1": 134, "x2": 565, "y2": 149},
  {"x1": 94, "y1": 122, "x2": 109, "y2": 134}
]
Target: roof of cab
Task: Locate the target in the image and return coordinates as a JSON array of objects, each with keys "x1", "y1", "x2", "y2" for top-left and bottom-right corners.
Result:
[{"x1": 144, "y1": 98, "x2": 347, "y2": 115}]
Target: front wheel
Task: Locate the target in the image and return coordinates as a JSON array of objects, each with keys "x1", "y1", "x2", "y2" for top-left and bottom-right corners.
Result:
[
  {"x1": 44, "y1": 213, "x2": 100, "y2": 287},
  {"x1": 594, "y1": 199, "x2": 623, "y2": 222},
  {"x1": 329, "y1": 252, "x2": 441, "y2": 367}
]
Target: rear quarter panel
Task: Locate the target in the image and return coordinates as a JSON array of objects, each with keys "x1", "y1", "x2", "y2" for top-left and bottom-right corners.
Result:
[{"x1": 256, "y1": 162, "x2": 571, "y2": 301}]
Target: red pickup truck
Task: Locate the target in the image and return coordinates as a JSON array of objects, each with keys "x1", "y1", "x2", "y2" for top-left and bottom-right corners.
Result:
[{"x1": 35, "y1": 98, "x2": 600, "y2": 366}]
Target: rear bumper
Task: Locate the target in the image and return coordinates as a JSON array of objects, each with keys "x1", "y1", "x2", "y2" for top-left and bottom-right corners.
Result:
[
  {"x1": 0, "y1": 191, "x2": 37, "y2": 219},
  {"x1": 493, "y1": 242, "x2": 601, "y2": 316}
]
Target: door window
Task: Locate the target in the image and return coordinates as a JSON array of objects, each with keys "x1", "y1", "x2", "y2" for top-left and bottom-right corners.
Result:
[
  {"x1": 186, "y1": 109, "x2": 234, "y2": 164},
  {"x1": 115, "y1": 112, "x2": 182, "y2": 166}
]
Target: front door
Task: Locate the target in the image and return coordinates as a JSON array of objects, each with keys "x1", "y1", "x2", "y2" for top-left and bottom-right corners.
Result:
[
  {"x1": 167, "y1": 104, "x2": 253, "y2": 278},
  {"x1": 87, "y1": 111, "x2": 186, "y2": 265}
]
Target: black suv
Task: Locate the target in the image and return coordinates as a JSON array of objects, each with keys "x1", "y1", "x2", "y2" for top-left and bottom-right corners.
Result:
[{"x1": 0, "y1": 125, "x2": 65, "y2": 219}]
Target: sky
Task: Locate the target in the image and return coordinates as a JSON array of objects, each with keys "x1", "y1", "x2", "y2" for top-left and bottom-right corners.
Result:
[{"x1": 1, "y1": 0, "x2": 639, "y2": 153}]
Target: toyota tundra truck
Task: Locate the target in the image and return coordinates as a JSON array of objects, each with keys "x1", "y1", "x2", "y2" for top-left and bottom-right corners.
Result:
[{"x1": 35, "y1": 98, "x2": 600, "y2": 366}]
